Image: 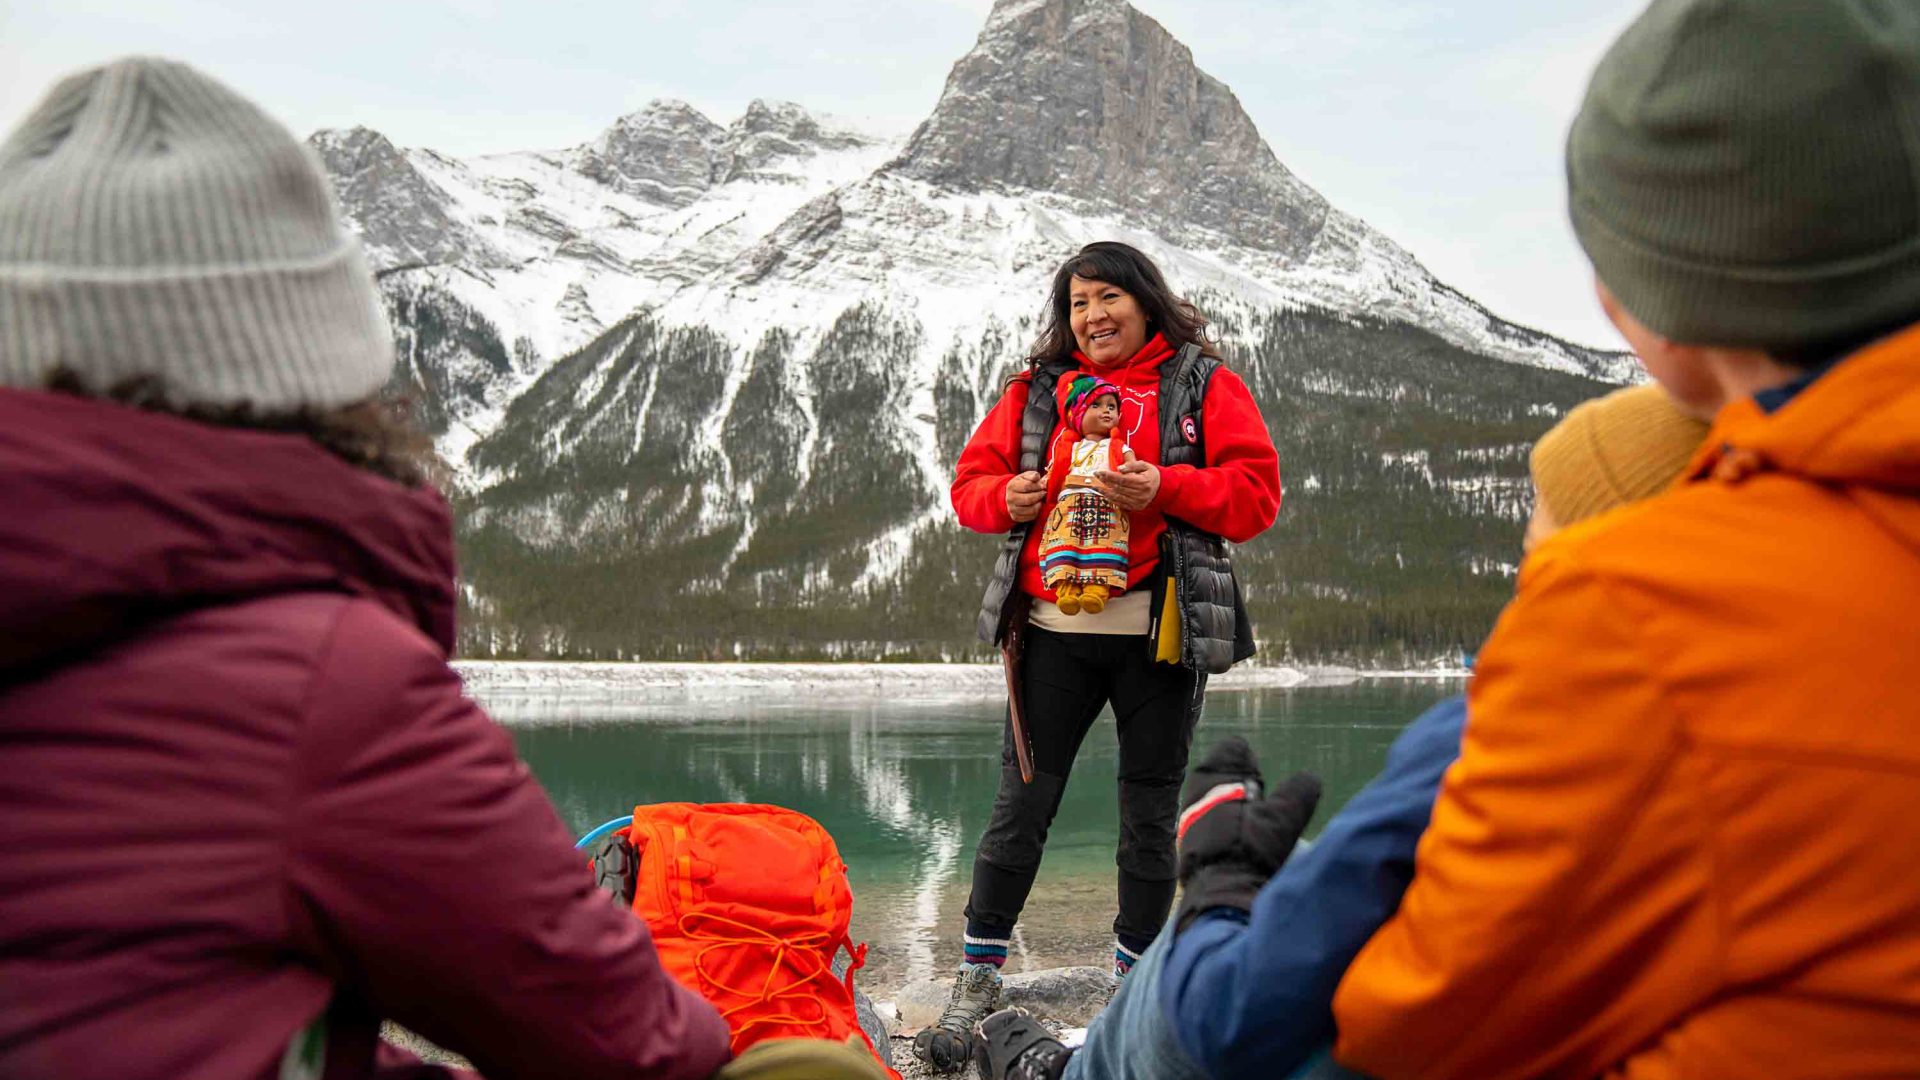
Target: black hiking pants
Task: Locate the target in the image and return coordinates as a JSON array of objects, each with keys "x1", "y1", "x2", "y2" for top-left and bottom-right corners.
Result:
[{"x1": 963, "y1": 626, "x2": 1205, "y2": 949}]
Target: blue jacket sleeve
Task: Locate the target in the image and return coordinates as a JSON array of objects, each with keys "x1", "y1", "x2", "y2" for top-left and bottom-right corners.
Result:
[{"x1": 1159, "y1": 694, "x2": 1467, "y2": 1078}]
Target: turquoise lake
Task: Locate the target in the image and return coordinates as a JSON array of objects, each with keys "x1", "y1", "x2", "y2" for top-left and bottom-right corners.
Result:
[{"x1": 503, "y1": 680, "x2": 1459, "y2": 992}]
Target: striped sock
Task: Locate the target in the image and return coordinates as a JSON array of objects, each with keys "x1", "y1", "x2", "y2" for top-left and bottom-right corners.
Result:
[
  {"x1": 1113, "y1": 938, "x2": 1146, "y2": 978},
  {"x1": 963, "y1": 927, "x2": 1012, "y2": 969}
]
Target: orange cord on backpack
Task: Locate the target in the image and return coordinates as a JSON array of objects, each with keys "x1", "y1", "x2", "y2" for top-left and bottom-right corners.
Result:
[{"x1": 678, "y1": 910, "x2": 867, "y2": 1041}]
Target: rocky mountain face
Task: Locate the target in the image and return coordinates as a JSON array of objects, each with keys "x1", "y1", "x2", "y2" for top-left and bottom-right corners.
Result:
[
  {"x1": 310, "y1": 127, "x2": 502, "y2": 272},
  {"x1": 313, "y1": 0, "x2": 1632, "y2": 663},
  {"x1": 570, "y1": 100, "x2": 722, "y2": 205},
  {"x1": 723, "y1": 99, "x2": 877, "y2": 183},
  {"x1": 891, "y1": 0, "x2": 1329, "y2": 260},
  {"x1": 569, "y1": 98, "x2": 882, "y2": 207}
]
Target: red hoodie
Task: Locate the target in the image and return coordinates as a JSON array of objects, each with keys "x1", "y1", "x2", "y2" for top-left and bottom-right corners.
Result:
[
  {"x1": 950, "y1": 335, "x2": 1282, "y2": 601},
  {"x1": 0, "y1": 389, "x2": 730, "y2": 1080}
]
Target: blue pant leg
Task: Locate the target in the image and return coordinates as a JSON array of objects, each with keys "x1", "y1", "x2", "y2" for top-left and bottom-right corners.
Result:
[
  {"x1": 1065, "y1": 925, "x2": 1374, "y2": 1080},
  {"x1": 1064, "y1": 926, "x2": 1208, "y2": 1080}
]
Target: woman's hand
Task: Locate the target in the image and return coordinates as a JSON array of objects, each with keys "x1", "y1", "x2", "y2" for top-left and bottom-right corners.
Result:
[
  {"x1": 1005, "y1": 470, "x2": 1047, "y2": 523},
  {"x1": 1095, "y1": 457, "x2": 1160, "y2": 510}
]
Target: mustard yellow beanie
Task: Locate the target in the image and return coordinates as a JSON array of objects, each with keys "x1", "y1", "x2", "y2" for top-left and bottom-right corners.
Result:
[{"x1": 1529, "y1": 384, "x2": 1709, "y2": 527}]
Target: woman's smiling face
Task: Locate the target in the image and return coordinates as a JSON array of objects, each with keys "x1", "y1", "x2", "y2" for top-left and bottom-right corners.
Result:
[{"x1": 1069, "y1": 275, "x2": 1148, "y2": 367}]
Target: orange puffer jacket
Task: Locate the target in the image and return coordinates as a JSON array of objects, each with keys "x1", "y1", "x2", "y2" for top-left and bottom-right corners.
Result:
[{"x1": 1333, "y1": 326, "x2": 1920, "y2": 1079}]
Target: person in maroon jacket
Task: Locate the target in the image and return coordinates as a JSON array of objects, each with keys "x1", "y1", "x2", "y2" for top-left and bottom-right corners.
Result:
[
  {"x1": 0, "y1": 58, "x2": 733, "y2": 1080},
  {"x1": 913, "y1": 242, "x2": 1281, "y2": 1072}
]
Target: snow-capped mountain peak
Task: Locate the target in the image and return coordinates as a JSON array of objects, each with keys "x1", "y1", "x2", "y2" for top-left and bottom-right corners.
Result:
[
  {"x1": 570, "y1": 99, "x2": 723, "y2": 206},
  {"x1": 311, "y1": 98, "x2": 902, "y2": 385},
  {"x1": 310, "y1": 124, "x2": 505, "y2": 273},
  {"x1": 315, "y1": 0, "x2": 1627, "y2": 445},
  {"x1": 720, "y1": 99, "x2": 884, "y2": 183},
  {"x1": 891, "y1": 0, "x2": 1329, "y2": 261}
]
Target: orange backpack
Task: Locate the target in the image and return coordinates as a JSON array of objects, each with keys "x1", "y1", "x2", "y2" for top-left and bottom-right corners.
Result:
[{"x1": 610, "y1": 803, "x2": 898, "y2": 1078}]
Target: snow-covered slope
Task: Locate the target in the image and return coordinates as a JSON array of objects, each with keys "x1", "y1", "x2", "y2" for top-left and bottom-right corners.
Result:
[
  {"x1": 312, "y1": 98, "x2": 900, "y2": 462},
  {"x1": 315, "y1": 99, "x2": 898, "y2": 364}
]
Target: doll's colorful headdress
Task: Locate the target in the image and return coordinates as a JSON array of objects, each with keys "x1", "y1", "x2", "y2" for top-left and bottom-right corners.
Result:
[{"x1": 1061, "y1": 375, "x2": 1123, "y2": 434}]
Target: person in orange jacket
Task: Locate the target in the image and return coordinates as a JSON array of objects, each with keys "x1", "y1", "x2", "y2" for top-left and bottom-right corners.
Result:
[{"x1": 1331, "y1": 2, "x2": 1920, "y2": 1077}]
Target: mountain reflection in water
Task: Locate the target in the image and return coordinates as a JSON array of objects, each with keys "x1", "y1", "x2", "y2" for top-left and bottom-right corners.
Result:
[{"x1": 503, "y1": 680, "x2": 1458, "y2": 993}]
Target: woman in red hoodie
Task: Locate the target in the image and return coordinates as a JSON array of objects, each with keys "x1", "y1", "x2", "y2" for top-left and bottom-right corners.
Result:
[{"x1": 913, "y1": 242, "x2": 1281, "y2": 1072}]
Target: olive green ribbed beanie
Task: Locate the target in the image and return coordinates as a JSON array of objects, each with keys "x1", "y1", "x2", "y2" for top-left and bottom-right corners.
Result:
[
  {"x1": 1530, "y1": 384, "x2": 1710, "y2": 528},
  {"x1": 1568, "y1": 0, "x2": 1920, "y2": 352},
  {"x1": 0, "y1": 57, "x2": 391, "y2": 409}
]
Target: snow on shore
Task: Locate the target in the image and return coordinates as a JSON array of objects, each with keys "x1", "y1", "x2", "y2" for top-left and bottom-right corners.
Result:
[{"x1": 455, "y1": 660, "x2": 1464, "y2": 714}]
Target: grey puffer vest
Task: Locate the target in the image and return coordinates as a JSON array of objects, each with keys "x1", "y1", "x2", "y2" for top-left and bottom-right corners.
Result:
[{"x1": 972, "y1": 345, "x2": 1257, "y2": 674}]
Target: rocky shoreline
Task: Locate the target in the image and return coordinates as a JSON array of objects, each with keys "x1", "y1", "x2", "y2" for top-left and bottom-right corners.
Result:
[
  {"x1": 455, "y1": 659, "x2": 1447, "y2": 713},
  {"x1": 889, "y1": 965, "x2": 1112, "y2": 1077}
]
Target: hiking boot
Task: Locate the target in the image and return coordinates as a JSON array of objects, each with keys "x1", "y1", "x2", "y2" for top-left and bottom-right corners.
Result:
[
  {"x1": 911, "y1": 962, "x2": 1003, "y2": 1073},
  {"x1": 975, "y1": 1007, "x2": 1072, "y2": 1080}
]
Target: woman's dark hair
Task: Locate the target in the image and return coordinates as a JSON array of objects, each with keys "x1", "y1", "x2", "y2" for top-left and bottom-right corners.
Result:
[
  {"x1": 44, "y1": 367, "x2": 436, "y2": 488},
  {"x1": 1025, "y1": 241, "x2": 1216, "y2": 372}
]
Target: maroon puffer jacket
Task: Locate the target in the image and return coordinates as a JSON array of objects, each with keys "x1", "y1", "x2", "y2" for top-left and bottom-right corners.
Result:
[{"x1": 0, "y1": 389, "x2": 730, "y2": 1080}]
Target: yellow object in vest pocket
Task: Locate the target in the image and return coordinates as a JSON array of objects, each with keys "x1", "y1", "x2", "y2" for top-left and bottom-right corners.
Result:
[{"x1": 1155, "y1": 587, "x2": 1182, "y2": 664}]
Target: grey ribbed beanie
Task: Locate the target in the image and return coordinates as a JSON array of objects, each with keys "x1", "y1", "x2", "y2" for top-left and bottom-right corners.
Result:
[
  {"x1": 0, "y1": 57, "x2": 391, "y2": 409},
  {"x1": 1568, "y1": 0, "x2": 1920, "y2": 352}
]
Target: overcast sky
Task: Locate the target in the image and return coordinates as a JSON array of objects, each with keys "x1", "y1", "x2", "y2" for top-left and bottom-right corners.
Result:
[{"x1": 1, "y1": 0, "x2": 1647, "y2": 348}]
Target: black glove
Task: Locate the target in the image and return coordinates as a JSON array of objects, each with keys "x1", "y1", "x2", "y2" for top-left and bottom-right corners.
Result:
[{"x1": 1173, "y1": 736, "x2": 1321, "y2": 933}]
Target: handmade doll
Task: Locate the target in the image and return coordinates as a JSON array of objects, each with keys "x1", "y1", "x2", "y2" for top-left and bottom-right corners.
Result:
[{"x1": 1038, "y1": 375, "x2": 1133, "y2": 615}]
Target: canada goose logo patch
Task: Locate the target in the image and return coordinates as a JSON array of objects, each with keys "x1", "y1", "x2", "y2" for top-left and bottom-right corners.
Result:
[{"x1": 1181, "y1": 415, "x2": 1199, "y2": 445}]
